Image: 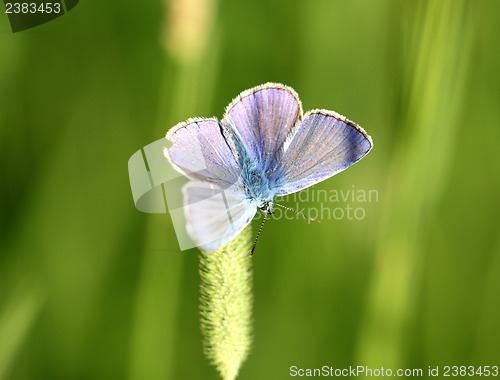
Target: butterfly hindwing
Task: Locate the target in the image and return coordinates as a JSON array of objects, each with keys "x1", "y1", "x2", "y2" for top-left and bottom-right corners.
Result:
[{"x1": 183, "y1": 181, "x2": 256, "y2": 252}]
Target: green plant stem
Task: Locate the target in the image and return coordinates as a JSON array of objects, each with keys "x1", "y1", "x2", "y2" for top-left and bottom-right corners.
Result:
[{"x1": 199, "y1": 226, "x2": 253, "y2": 380}]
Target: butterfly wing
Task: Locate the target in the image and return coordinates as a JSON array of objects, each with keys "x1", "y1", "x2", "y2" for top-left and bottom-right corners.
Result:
[
  {"x1": 165, "y1": 118, "x2": 256, "y2": 251},
  {"x1": 222, "y1": 83, "x2": 302, "y2": 172},
  {"x1": 164, "y1": 117, "x2": 240, "y2": 188},
  {"x1": 183, "y1": 181, "x2": 256, "y2": 252},
  {"x1": 275, "y1": 110, "x2": 373, "y2": 196}
]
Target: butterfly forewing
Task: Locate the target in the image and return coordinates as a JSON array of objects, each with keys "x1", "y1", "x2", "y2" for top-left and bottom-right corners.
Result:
[
  {"x1": 165, "y1": 118, "x2": 240, "y2": 188},
  {"x1": 275, "y1": 110, "x2": 373, "y2": 196},
  {"x1": 222, "y1": 83, "x2": 303, "y2": 172}
]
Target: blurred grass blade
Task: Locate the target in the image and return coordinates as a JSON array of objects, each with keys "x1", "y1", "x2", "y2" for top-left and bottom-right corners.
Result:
[
  {"x1": 0, "y1": 285, "x2": 44, "y2": 380},
  {"x1": 356, "y1": 0, "x2": 475, "y2": 367},
  {"x1": 127, "y1": 0, "x2": 219, "y2": 379}
]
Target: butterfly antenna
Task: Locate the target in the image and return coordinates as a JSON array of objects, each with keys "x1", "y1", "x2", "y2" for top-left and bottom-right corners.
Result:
[
  {"x1": 274, "y1": 203, "x2": 320, "y2": 223},
  {"x1": 251, "y1": 214, "x2": 267, "y2": 256}
]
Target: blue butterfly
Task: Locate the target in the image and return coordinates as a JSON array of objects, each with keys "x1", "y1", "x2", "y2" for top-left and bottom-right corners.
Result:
[{"x1": 164, "y1": 83, "x2": 373, "y2": 252}]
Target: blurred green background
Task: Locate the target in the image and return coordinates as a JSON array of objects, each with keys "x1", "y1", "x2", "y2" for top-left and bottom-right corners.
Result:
[{"x1": 1, "y1": 0, "x2": 499, "y2": 379}]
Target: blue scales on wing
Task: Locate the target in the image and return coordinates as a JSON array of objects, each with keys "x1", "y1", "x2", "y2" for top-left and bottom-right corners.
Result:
[{"x1": 165, "y1": 118, "x2": 256, "y2": 252}]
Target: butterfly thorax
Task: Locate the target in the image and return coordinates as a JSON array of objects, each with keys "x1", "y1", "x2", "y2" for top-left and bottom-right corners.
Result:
[
  {"x1": 259, "y1": 201, "x2": 274, "y2": 215},
  {"x1": 241, "y1": 162, "x2": 276, "y2": 213}
]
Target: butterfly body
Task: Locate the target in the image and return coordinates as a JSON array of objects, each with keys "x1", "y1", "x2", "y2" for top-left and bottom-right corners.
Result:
[
  {"x1": 164, "y1": 83, "x2": 373, "y2": 252},
  {"x1": 221, "y1": 119, "x2": 278, "y2": 213}
]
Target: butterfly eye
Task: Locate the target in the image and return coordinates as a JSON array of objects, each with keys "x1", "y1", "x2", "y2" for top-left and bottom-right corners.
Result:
[{"x1": 259, "y1": 202, "x2": 273, "y2": 214}]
